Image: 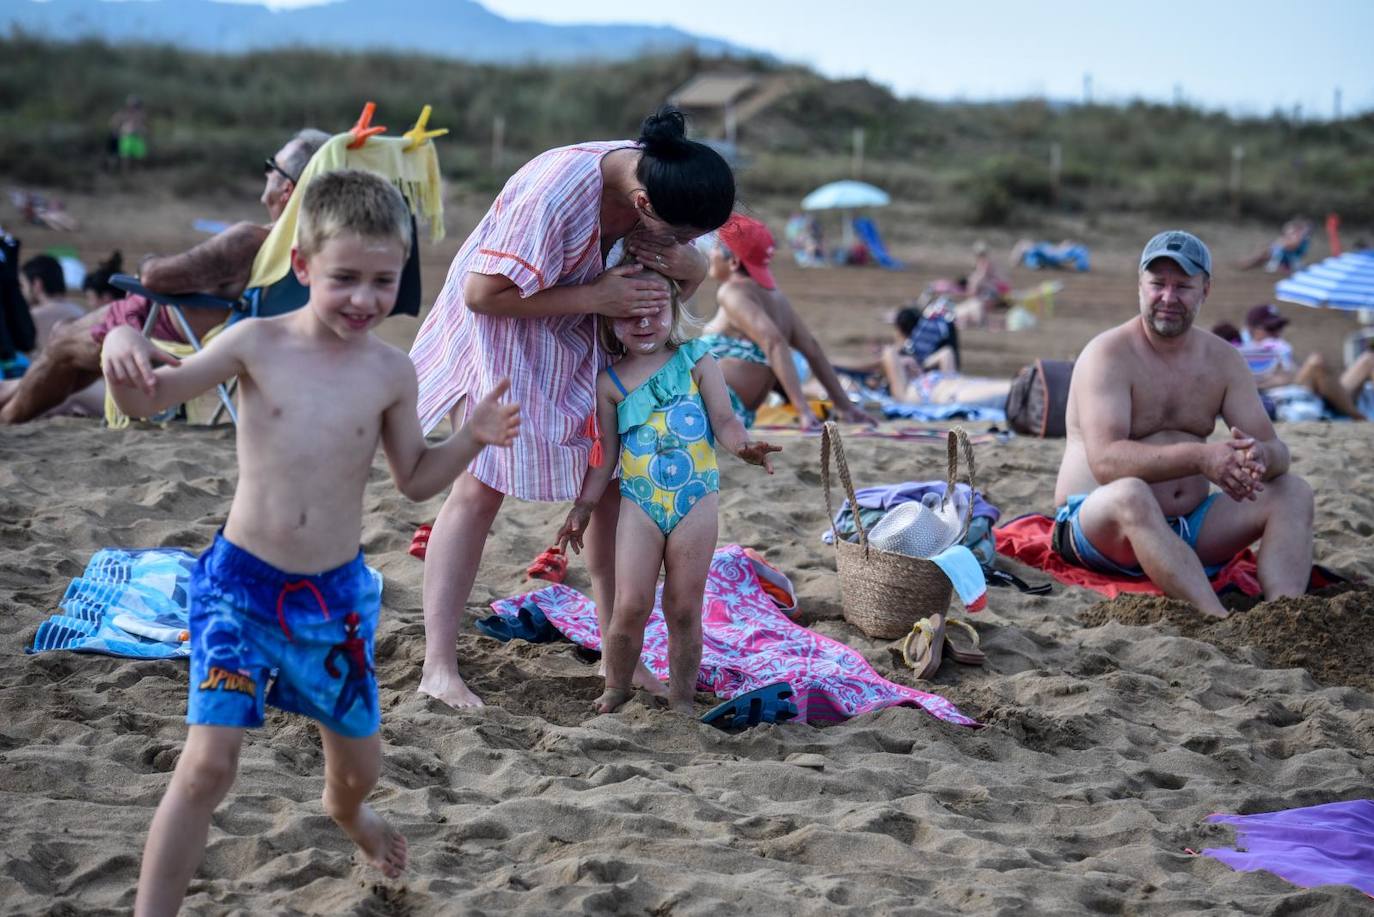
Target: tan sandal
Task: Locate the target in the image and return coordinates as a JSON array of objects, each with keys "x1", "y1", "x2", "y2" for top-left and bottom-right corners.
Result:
[
  {"x1": 943, "y1": 618, "x2": 986, "y2": 666},
  {"x1": 901, "y1": 613, "x2": 945, "y2": 680}
]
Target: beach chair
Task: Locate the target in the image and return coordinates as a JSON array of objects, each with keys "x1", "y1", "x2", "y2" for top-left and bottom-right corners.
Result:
[
  {"x1": 852, "y1": 216, "x2": 904, "y2": 269},
  {"x1": 107, "y1": 110, "x2": 446, "y2": 426}
]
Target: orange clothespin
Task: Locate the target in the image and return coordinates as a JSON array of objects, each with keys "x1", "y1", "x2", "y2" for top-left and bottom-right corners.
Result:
[
  {"x1": 347, "y1": 101, "x2": 387, "y2": 150},
  {"x1": 402, "y1": 104, "x2": 449, "y2": 152}
]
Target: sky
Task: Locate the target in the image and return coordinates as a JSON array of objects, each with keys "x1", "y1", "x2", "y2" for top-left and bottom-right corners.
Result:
[{"x1": 220, "y1": 0, "x2": 1373, "y2": 117}]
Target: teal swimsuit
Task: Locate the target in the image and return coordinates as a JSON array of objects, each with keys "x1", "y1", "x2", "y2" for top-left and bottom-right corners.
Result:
[{"x1": 609, "y1": 339, "x2": 720, "y2": 536}]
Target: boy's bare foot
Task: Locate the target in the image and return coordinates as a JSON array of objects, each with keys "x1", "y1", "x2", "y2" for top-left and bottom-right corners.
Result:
[
  {"x1": 594, "y1": 687, "x2": 633, "y2": 714},
  {"x1": 340, "y1": 803, "x2": 408, "y2": 879},
  {"x1": 418, "y1": 667, "x2": 485, "y2": 708},
  {"x1": 598, "y1": 659, "x2": 668, "y2": 697}
]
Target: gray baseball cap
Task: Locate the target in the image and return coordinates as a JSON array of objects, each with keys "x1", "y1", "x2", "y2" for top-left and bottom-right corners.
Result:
[{"x1": 1139, "y1": 230, "x2": 1212, "y2": 276}]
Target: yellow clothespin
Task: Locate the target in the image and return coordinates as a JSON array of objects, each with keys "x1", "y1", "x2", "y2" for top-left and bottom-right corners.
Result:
[
  {"x1": 402, "y1": 104, "x2": 449, "y2": 152},
  {"x1": 347, "y1": 101, "x2": 387, "y2": 150}
]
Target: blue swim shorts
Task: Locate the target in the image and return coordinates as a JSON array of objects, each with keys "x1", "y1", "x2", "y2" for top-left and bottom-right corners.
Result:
[
  {"x1": 1052, "y1": 492, "x2": 1224, "y2": 579},
  {"x1": 187, "y1": 532, "x2": 381, "y2": 738}
]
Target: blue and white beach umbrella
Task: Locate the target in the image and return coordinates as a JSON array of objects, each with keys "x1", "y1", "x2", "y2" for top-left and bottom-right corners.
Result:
[
  {"x1": 1274, "y1": 251, "x2": 1374, "y2": 311},
  {"x1": 801, "y1": 180, "x2": 891, "y2": 211}
]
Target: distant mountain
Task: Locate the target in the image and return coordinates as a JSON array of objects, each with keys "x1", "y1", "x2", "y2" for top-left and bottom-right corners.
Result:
[{"x1": 4, "y1": 0, "x2": 756, "y2": 61}]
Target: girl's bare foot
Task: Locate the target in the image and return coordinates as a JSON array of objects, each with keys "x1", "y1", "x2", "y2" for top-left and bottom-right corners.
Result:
[
  {"x1": 594, "y1": 687, "x2": 634, "y2": 714},
  {"x1": 597, "y1": 659, "x2": 668, "y2": 697},
  {"x1": 338, "y1": 803, "x2": 408, "y2": 879}
]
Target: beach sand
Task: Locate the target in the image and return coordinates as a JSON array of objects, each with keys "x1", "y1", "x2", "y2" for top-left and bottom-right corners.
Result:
[{"x1": 1, "y1": 193, "x2": 1372, "y2": 913}]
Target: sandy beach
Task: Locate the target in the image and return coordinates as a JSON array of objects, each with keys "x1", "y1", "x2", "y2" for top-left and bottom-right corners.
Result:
[{"x1": 2, "y1": 195, "x2": 1372, "y2": 914}]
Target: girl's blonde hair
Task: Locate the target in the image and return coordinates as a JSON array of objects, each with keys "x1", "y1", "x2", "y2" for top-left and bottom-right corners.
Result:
[{"x1": 597, "y1": 262, "x2": 702, "y2": 357}]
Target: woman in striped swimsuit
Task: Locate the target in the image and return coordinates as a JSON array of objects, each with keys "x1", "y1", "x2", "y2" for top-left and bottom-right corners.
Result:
[{"x1": 409, "y1": 109, "x2": 735, "y2": 708}]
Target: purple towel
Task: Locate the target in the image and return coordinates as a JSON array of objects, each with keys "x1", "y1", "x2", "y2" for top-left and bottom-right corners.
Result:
[
  {"x1": 1203, "y1": 800, "x2": 1374, "y2": 897},
  {"x1": 490, "y1": 544, "x2": 977, "y2": 727}
]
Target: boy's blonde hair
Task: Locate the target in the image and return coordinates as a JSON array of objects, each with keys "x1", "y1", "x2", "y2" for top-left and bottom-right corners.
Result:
[
  {"x1": 297, "y1": 169, "x2": 411, "y2": 258},
  {"x1": 597, "y1": 264, "x2": 701, "y2": 357}
]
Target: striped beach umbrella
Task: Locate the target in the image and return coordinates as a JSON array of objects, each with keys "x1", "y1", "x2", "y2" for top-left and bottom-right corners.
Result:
[{"x1": 1274, "y1": 251, "x2": 1374, "y2": 310}]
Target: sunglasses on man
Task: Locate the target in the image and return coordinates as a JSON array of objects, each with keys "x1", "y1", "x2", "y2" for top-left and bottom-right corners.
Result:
[{"x1": 263, "y1": 156, "x2": 297, "y2": 184}]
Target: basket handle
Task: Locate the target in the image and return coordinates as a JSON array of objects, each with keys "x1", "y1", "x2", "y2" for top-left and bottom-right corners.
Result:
[
  {"x1": 821, "y1": 421, "x2": 869, "y2": 556},
  {"x1": 943, "y1": 426, "x2": 977, "y2": 542}
]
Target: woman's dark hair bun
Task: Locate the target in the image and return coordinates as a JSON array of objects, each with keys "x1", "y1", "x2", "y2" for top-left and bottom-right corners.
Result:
[
  {"x1": 638, "y1": 107, "x2": 690, "y2": 160},
  {"x1": 100, "y1": 250, "x2": 123, "y2": 273}
]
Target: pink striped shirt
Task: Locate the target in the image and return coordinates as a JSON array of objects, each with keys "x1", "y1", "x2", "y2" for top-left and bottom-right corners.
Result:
[{"x1": 411, "y1": 141, "x2": 635, "y2": 502}]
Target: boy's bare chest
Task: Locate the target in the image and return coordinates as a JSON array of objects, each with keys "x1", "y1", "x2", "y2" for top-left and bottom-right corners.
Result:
[{"x1": 243, "y1": 359, "x2": 390, "y2": 450}]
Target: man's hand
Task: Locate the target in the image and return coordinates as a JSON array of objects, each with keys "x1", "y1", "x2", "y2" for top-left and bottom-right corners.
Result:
[
  {"x1": 1202, "y1": 428, "x2": 1263, "y2": 501},
  {"x1": 592, "y1": 263, "x2": 671, "y2": 319},
  {"x1": 1232, "y1": 425, "x2": 1267, "y2": 485},
  {"x1": 737, "y1": 440, "x2": 782, "y2": 474},
  {"x1": 466, "y1": 379, "x2": 521, "y2": 447},
  {"x1": 101, "y1": 326, "x2": 180, "y2": 396},
  {"x1": 555, "y1": 502, "x2": 595, "y2": 555}
]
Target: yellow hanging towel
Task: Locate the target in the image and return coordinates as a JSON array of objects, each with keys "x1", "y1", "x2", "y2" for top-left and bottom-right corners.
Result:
[{"x1": 246, "y1": 132, "x2": 445, "y2": 293}]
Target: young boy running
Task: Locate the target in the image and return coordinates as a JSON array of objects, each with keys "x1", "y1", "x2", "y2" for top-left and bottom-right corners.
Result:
[{"x1": 102, "y1": 170, "x2": 521, "y2": 916}]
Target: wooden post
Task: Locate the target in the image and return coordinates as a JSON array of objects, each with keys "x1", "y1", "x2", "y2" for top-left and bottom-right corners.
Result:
[
  {"x1": 1049, "y1": 142, "x2": 1062, "y2": 206},
  {"x1": 724, "y1": 102, "x2": 737, "y2": 145},
  {"x1": 1230, "y1": 144, "x2": 1244, "y2": 216},
  {"x1": 1082, "y1": 73, "x2": 1092, "y2": 105},
  {"x1": 491, "y1": 114, "x2": 505, "y2": 170},
  {"x1": 852, "y1": 127, "x2": 865, "y2": 179},
  {"x1": 1334, "y1": 87, "x2": 1342, "y2": 121}
]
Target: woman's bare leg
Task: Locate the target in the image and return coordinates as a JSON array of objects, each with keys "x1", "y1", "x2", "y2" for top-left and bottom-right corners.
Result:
[{"x1": 418, "y1": 471, "x2": 504, "y2": 708}]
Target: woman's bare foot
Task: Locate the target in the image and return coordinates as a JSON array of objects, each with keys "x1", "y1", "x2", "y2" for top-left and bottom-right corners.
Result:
[
  {"x1": 598, "y1": 659, "x2": 668, "y2": 697},
  {"x1": 337, "y1": 803, "x2": 408, "y2": 879},
  {"x1": 667, "y1": 695, "x2": 695, "y2": 715},
  {"x1": 594, "y1": 686, "x2": 634, "y2": 714},
  {"x1": 418, "y1": 666, "x2": 485, "y2": 708}
]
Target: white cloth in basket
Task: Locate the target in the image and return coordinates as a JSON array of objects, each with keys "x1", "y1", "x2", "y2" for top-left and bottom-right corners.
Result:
[{"x1": 867, "y1": 491, "x2": 967, "y2": 558}]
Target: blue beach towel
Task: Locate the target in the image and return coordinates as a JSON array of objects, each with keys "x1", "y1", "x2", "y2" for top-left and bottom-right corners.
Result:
[
  {"x1": 853, "y1": 216, "x2": 904, "y2": 269},
  {"x1": 28, "y1": 547, "x2": 385, "y2": 660},
  {"x1": 30, "y1": 548, "x2": 198, "y2": 658}
]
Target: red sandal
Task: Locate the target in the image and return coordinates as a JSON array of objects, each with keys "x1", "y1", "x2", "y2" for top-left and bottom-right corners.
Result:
[
  {"x1": 525, "y1": 546, "x2": 568, "y2": 584},
  {"x1": 409, "y1": 523, "x2": 432, "y2": 560}
]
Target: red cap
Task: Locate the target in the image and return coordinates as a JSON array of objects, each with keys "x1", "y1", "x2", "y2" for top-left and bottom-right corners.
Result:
[{"x1": 717, "y1": 213, "x2": 777, "y2": 290}]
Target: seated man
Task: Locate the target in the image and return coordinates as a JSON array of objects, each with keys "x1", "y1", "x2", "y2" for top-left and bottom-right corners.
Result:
[
  {"x1": 19, "y1": 254, "x2": 86, "y2": 353},
  {"x1": 700, "y1": 214, "x2": 874, "y2": 430},
  {"x1": 1240, "y1": 302, "x2": 1365, "y2": 420},
  {"x1": 0, "y1": 128, "x2": 328, "y2": 424},
  {"x1": 1053, "y1": 230, "x2": 1314, "y2": 619}
]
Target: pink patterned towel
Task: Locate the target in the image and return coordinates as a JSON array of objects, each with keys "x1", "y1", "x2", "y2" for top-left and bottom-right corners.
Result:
[{"x1": 490, "y1": 544, "x2": 977, "y2": 727}]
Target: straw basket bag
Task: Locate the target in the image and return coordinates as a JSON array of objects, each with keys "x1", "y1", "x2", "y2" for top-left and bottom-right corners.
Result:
[{"x1": 821, "y1": 422, "x2": 977, "y2": 640}]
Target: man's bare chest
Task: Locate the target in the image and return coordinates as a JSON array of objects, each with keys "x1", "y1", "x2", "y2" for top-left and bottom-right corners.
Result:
[{"x1": 1128, "y1": 366, "x2": 1224, "y2": 438}]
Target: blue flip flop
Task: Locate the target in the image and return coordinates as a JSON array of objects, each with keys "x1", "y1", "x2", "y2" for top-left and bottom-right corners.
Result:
[
  {"x1": 701, "y1": 682, "x2": 798, "y2": 730},
  {"x1": 474, "y1": 604, "x2": 558, "y2": 644}
]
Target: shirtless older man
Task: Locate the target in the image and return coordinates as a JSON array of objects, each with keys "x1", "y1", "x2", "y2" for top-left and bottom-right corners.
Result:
[
  {"x1": 1052, "y1": 230, "x2": 1314, "y2": 618},
  {"x1": 0, "y1": 128, "x2": 328, "y2": 424},
  {"x1": 700, "y1": 214, "x2": 873, "y2": 430}
]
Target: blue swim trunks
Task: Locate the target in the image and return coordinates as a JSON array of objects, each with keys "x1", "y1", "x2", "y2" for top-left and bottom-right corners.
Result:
[
  {"x1": 187, "y1": 532, "x2": 381, "y2": 738},
  {"x1": 1052, "y1": 492, "x2": 1224, "y2": 578}
]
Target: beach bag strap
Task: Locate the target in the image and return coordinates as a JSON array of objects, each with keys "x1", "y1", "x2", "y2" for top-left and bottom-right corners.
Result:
[
  {"x1": 823, "y1": 422, "x2": 977, "y2": 554},
  {"x1": 943, "y1": 426, "x2": 976, "y2": 543},
  {"x1": 822, "y1": 422, "x2": 869, "y2": 558}
]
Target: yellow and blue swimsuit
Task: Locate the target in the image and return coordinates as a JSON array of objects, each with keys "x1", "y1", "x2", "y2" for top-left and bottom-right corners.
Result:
[{"x1": 608, "y1": 339, "x2": 720, "y2": 536}]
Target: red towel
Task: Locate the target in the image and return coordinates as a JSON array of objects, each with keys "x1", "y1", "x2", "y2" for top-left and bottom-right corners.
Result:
[{"x1": 994, "y1": 514, "x2": 1340, "y2": 598}]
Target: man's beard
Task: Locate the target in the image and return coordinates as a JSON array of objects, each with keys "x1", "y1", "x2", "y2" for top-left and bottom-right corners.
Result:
[{"x1": 1148, "y1": 307, "x2": 1194, "y2": 338}]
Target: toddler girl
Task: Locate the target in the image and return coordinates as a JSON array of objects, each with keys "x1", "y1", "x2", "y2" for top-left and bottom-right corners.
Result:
[{"x1": 557, "y1": 273, "x2": 779, "y2": 714}]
